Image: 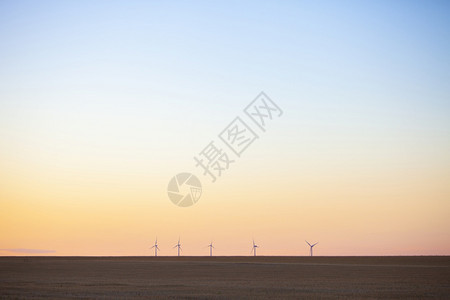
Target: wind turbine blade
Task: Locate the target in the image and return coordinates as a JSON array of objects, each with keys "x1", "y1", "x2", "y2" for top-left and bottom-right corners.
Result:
[{"x1": 305, "y1": 240, "x2": 312, "y2": 246}]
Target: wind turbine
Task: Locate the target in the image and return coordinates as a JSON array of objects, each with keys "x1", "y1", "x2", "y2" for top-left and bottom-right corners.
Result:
[
  {"x1": 251, "y1": 239, "x2": 259, "y2": 256},
  {"x1": 305, "y1": 240, "x2": 318, "y2": 256},
  {"x1": 173, "y1": 238, "x2": 182, "y2": 256},
  {"x1": 150, "y1": 237, "x2": 160, "y2": 257},
  {"x1": 207, "y1": 241, "x2": 214, "y2": 257}
]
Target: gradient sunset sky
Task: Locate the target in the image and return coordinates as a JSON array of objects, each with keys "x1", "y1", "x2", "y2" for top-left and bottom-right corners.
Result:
[{"x1": 1, "y1": 1, "x2": 449, "y2": 256}]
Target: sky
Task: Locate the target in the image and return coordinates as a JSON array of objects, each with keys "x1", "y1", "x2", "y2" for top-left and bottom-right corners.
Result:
[{"x1": 0, "y1": 0, "x2": 449, "y2": 256}]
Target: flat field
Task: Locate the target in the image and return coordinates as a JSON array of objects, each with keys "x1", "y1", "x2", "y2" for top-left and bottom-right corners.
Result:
[{"x1": 1, "y1": 256, "x2": 449, "y2": 299}]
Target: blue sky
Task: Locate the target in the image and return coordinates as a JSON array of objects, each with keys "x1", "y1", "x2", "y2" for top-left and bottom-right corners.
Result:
[
  {"x1": 2, "y1": 0, "x2": 448, "y2": 169},
  {"x1": 1, "y1": 1, "x2": 449, "y2": 121}
]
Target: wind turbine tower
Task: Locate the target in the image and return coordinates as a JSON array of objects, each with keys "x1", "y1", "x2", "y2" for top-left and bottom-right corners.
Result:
[
  {"x1": 305, "y1": 240, "x2": 318, "y2": 256},
  {"x1": 251, "y1": 239, "x2": 259, "y2": 256},
  {"x1": 150, "y1": 238, "x2": 160, "y2": 257},
  {"x1": 208, "y1": 241, "x2": 214, "y2": 257},
  {"x1": 173, "y1": 238, "x2": 182, "y2": 256}
]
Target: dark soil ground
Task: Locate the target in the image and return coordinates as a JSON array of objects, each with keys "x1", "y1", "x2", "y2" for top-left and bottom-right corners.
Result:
[{"x1": 1, "y1": 256, "x2": 449, "y2": 299}]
